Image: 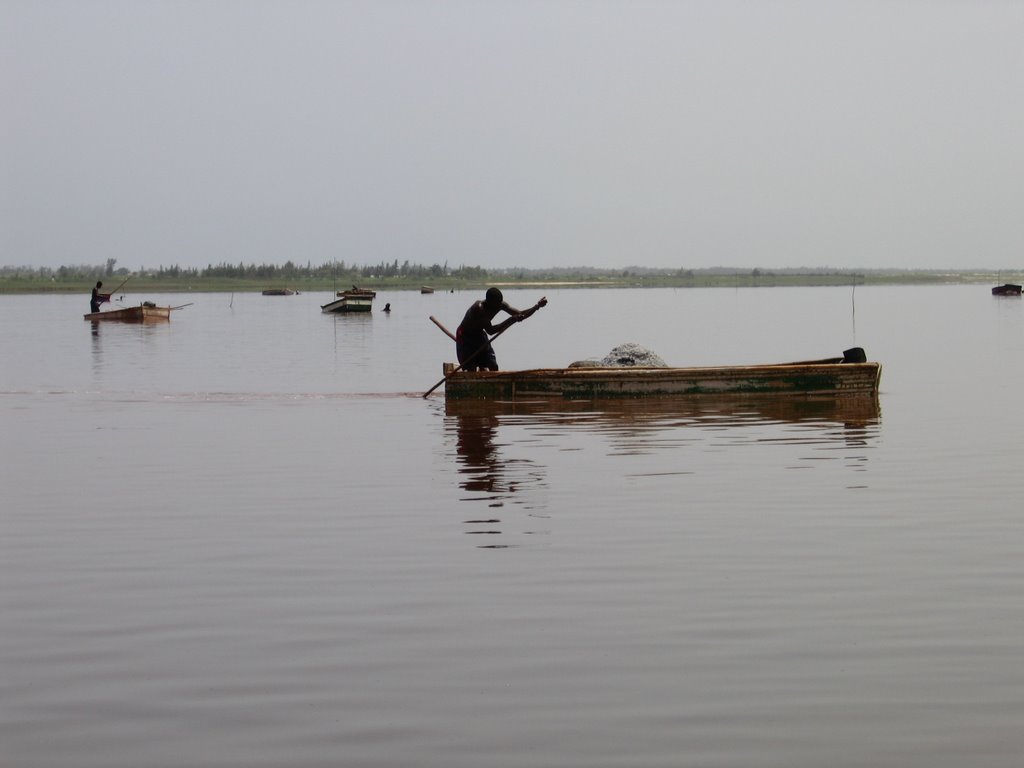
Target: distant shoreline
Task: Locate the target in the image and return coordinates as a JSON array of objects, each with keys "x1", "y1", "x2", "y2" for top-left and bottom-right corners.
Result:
[{"x1": 1, "y1": 270, "x2": 1022, "y2": 295}]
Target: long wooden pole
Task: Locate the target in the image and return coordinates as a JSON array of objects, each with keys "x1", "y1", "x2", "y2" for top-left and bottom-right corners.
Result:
[{"x1": 108, "y1": 276, "x2": 131, "y2": 296}]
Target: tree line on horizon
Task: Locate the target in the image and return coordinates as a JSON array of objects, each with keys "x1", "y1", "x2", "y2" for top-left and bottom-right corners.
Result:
[
  {"x1": 0, "y1": 259, "x2": 888, "y2": 282},
  {"x1": 0, "y1": 259, "x2": 490, "y2": 281}
]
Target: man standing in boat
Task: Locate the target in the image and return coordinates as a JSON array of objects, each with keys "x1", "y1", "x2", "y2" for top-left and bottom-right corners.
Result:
[
  {"x1": 456, "y1": 288, "x2": 547, "y2": 371},
  {"x1": 90, "y1": 281, "x2": 111, "y2": 313}
]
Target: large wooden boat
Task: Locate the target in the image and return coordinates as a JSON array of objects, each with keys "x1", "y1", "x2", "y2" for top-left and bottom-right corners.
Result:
[
  {"x1": 262, "y1": 288, "x2": 298, "y2": 296},
  {"x1": 441, "y1": 352, "x2": 881, "y2": 400},
  {"x1": 991, "y1": 283, "x2": 1022, "y2": 296},
  {"x1": 321, "y1": 295, "x2": 373, "y2": 313},
  {"x1": 83, "y1": 303, "x2": 172, "y2": 323}
]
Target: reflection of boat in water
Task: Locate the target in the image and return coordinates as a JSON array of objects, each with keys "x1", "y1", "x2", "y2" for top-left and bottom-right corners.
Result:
[
  {"x1": 444, "y1": 393, "x2": 881, "y2": 428},
  {"x1": 442, "y1": 355, "x2": 881, "y2": 401},
  {"x1": 445, "y1": 393, "x2": 880, "y2": 527}
]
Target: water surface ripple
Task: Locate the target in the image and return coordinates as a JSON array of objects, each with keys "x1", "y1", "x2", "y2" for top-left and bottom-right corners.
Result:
[{"x1": 3, "y1": 287, "x2": 1024, "y2": 767}]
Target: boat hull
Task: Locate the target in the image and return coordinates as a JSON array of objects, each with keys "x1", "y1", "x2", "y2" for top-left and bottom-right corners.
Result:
[
  {"x1": 992, "y1": 284, "x2": 1022, "y2": 296},
  {"x1": 442, "y1": 362, "x2": 882, "y2": 400},
  {"x1": 321, "y1": 297, "x2": 373, "y2": 313},
  {"x1": 84, "y1": 305, "x2": 171, "y2": 322}
]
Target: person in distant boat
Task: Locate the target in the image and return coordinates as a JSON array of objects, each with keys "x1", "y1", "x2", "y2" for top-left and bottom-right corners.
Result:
[
  {"x1": 455, "y1": 288, "x2": 547, "y2": 371},
  {"x1": 90, "y1": 281, "x2": 111, "y2": 313}
]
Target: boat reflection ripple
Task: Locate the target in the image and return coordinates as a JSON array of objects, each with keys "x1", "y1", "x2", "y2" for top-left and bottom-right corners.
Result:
[{"x1": 444, "y1": 396, "x2": 881, "y2": 545}]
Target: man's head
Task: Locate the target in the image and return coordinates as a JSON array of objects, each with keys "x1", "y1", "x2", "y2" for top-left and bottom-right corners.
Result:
[
  {"x1": 96, "y1": 281, "x2": 103, "y2": 288},
  {"x1": 484, "y1": 287, "x2": 503, "y2": 306}
]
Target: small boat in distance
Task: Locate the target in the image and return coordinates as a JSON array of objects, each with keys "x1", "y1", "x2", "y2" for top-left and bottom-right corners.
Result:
[
  {"x1": 991, "y1": 283, "x2": 1022, "y2": 296},
  {"x1": 321, "y1": 295, "x2": 373, "y2": 313},
  {"x1": 440, "y1": 349, "x2": 881, "y2": 400},
  {"x1": 420, "y1": 286, "x2": 435, "y2": 294},
  {"x1": 84, "y1": 303, "x2": 173, "y2": 323},
  {"x1": 324, "y1": 285, "x2": 376, "y2": 313},
  {"x1": 338, "y1": 286, "x2": 376, "y2": 298},
  {"x1": 262, "y1": 288, "x2": 298, "y2": 296}
]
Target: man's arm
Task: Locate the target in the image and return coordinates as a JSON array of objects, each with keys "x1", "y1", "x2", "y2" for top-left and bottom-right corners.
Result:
[
  {"x1": 494, "y1": 297, "x2": 547, "y2": 332},
  {"x1": 513, "y1": 297, "x2": 547, "y2": 323}
]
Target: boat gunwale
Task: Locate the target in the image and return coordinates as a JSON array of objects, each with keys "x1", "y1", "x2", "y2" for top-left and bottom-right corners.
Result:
[
  {"x1": 442, "y1": 361, "x2": 882, "y2": 399},
  {"x1": 447, "y1": 361, "x2": 881, "y2": 378}
]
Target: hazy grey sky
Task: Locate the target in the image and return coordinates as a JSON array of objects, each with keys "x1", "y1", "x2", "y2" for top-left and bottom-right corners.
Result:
[{"x1": 4, "y1": 0, "x2": 1023, "y2": 271}]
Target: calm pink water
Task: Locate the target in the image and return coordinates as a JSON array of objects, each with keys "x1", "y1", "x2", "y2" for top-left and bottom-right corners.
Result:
[{"x1": 2, "y1": 286, "x2": 1024, "y2": 767}]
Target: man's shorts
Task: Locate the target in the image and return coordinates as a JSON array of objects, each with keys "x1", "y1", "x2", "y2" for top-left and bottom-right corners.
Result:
[{"x1": 456, "y1": 330, "x2": 497, "y2": 370}]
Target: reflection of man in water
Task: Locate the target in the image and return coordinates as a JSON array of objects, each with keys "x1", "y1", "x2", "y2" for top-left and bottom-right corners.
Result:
[
  {"x1": 455, "y1": 288, "x2": 547, "y2": 371},
  {"x1": 456, "y1": 413, "x2": 501, "y2": 494},
  {"x1": 90, "y1": 281, "x2": 111, "y2": 313}
]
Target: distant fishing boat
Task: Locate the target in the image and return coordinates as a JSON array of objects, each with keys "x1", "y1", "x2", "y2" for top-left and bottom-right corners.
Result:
[
  {"x1": 262, "y1": 288, "x2": 298, "y2": 296},
  {"x1": 338, "y1": 286, "x2": 376, "y2": 298},
  {"x1": 84, "y1": 303, "x2": 173, "y2": 323},
  {"x1": 991, "y1": 283, "x2": 1022, "y2": 296},
  {"x1": 321, "y1": 295, "x2": 373, "y2": 313},
  {"x1": 420, "y1": 286, "x2": 435, "y2": 294}
]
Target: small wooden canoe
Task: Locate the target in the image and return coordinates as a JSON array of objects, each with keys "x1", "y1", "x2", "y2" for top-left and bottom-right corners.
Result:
[
  {"x1": 262, "y1": 288, "x2": 298, "y2": 296},
  {"x1": 441, "y1": 356, "x2": 882, "y2": 400},
  {"x1": 84, "y1": 304, "x2": 172, "y2": 323},
  {"x1": 992, "y1": 283, "x2": 1022, "y2": 296},
  {"x1": 420, "y1": 286, "x2": 435, "y2": 294}
]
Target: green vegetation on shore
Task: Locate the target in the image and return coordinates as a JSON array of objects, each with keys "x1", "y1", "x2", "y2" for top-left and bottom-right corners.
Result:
[{"x1": 1, "y1": 260, "x2": 1021, "y2": 294}]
